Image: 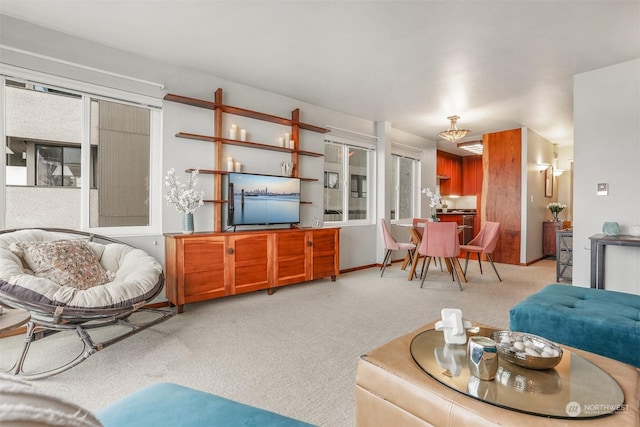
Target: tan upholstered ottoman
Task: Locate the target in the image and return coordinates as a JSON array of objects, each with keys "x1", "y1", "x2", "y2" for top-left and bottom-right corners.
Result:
[{"x1": 355, "y1": 321, "x2": 640, "y2": 427}]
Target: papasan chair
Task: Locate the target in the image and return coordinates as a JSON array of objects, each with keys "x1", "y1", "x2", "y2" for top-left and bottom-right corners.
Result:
[{"x1": 0, "y1": 228, "x2": 173, "y2": 379}]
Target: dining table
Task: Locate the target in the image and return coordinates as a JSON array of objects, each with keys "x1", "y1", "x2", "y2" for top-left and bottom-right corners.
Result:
[{"x1": 397, "y1": 222, "x2": 469, "y2": 283}]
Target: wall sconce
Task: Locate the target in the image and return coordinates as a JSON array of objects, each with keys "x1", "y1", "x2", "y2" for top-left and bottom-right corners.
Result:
[
  {"x1": 536, "y1": 163, "x2": 550, "y2": 172},
  {"x1": 553, "y1": 169, "x2": 565, "y2": 176}
]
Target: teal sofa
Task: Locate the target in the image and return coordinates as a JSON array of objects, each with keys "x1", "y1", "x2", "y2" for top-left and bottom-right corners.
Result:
[
  {"x1": 510, "y1": 284, "x2": 640, "y2": 367},
  {"x1": 0, "y1": 374, "x2": 314, "y2": 427},
  {"x1": 96, "y1": 383, "x2": 314, "y2": 427}
]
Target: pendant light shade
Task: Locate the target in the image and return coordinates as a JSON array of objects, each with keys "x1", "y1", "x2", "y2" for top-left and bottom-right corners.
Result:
[{"x1": 438, "y1": 115, "x2": 470, "y2": 143}]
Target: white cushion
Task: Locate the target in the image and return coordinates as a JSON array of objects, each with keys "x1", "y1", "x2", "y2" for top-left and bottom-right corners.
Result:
[{"x1": 0, "y1": 229, "x2": 162, "y2": 309}]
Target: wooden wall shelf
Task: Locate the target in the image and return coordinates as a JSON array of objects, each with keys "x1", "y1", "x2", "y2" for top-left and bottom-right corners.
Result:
[
  {"x1": 176, "y1": 132, "x2": 323, "y2": 157},
  {"x1": 164, "y1": 93, "x2": 330, "y2": 133},
  {"x1": 186, "y1": 169, "x2": 318, "y2": 182},
  {"x1": 166, "y1": 88, "x2": 327, "y2": 232}
]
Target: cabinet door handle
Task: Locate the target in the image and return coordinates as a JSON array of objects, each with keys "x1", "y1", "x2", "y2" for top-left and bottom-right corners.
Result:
[
  {"x1": 227, "y1": 248, "x2": 234, "y2": 255},
  {"x1": 307, "y1": 241, "x2": 313, "y2": 247}
]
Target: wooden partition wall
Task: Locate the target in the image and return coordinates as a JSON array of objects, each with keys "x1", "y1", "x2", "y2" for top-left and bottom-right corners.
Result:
[{"x1": 482, "y1": 128, "x2": 522, "y2": 265}]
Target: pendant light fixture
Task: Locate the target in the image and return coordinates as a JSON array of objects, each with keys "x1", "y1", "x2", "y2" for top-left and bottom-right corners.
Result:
[{"x1": 438, "y1": 115, "x2": 470, "y2": 143}]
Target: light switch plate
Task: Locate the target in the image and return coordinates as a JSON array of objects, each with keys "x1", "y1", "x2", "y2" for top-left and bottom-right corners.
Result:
[{"x1": 597, "y1": 183, "x2": 608, "y2": 196}]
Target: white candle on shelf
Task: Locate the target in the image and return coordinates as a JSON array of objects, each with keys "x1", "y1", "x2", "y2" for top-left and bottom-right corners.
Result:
[
  {"x1": 227, "y1": 157, "x2": 234, "y2": 171},
  {"x1": 234, "y1": 161, "x2": 241, "y2": 172},
  {"x1": 289, "y1": 140, "x2": 295, "y2": 149},
  {"x1": 278, "y1": 137, "x2": 285, "y2": 147},
  {"x1": 240, "y1": 129, "x2": 247, "y2": 141},
  {"x1": 284, "y1": 133, "x2": 290, "y2": 144},
  {"x1": 230, "y1": 124, "x2": 237, "y2": 140}
]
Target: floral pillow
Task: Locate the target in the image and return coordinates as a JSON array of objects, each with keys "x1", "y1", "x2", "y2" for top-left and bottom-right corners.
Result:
[{"x1": 10, "y1": 240, "x2": 115, "y2": 290}]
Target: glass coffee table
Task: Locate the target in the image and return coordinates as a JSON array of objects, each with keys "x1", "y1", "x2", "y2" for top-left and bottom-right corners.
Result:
[{"x1": 410, "y1": 327, "x2": 625, "y2": 419}]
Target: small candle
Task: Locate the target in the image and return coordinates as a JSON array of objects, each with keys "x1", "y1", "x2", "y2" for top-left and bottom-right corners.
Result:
[
  {"x1": 278, "y1": 137, "x2": 285, "y2": 147},
  {"x1": 240, "y1": 129, "x2": 247, "y2": 141},
  {"x1": 234, "y1": 161, "x2": 241, "y2": 172},
  {"x1": 284, "y1": 132, "x2": 290, "y2": 144},
  {"x1": 227, "y1": 157, "x2": 234, "y2": 171},
  {"x1": 289, "y1": 140, "x2": 295, "y2": 149},
  {"x1": 230, "y1": 124, "x2": 237, "y2": 140}
]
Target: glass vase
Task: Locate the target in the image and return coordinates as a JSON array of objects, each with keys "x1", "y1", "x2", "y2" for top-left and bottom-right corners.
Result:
[
  {"x1": 183, "y1": 212, "x2": 194, "y2": 234},
  {"x1": 551, "y1": 211, "x2": 559, "y2": 222}
]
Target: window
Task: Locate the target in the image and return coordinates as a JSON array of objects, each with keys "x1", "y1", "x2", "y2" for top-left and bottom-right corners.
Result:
[
  {"x1": 390, "y1": 154, "x2": 419, "y2": 220},
  {"x1": 323, "y1": 140, "x2": 373, "y2": 223},
  {"x1": 36, "y1": 145, "x2": 80, "y2": 187},
  {"x1": 2, "y1": 74, "x2": 161, "y2": 234}
]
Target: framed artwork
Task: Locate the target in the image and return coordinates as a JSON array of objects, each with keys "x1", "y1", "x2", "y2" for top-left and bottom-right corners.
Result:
[
  {"x1": 545, "y1": 166, "x2": 553, "y2": 197},
  {"x1": 324, "y1": 171, "x2": 339, "y2": 189}
]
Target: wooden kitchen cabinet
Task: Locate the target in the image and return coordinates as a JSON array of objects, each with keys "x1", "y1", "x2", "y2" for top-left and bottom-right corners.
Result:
[
  {"x1": 437, "y1": 151, "x2": 462, "y2": 196},
  {"x1": 165, "y1": 228, "x2": 340, "y2": 313},
  {"x1": 462, "y1": 155, "x2": 483, "y2": 196}
]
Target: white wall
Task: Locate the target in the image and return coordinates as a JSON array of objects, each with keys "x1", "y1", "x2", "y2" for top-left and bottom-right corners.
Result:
[{"x1": 573, "y1": 59, "x2": 640, "y2": 294}]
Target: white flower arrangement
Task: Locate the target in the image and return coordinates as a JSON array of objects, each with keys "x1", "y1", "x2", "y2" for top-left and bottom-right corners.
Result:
[
  {"x1": 546, "y1": 202, "x2": 566, "y2": 214},
  {"x1": 165, "y1": 168, "x2": 205, "y2": 214},
  {"x1": 422, "y1": 187, "x2": 442, "y2": 220}
]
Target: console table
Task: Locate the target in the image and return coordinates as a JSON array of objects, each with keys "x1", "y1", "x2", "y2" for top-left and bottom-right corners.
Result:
[{"x1": 589, "y1": 233, "x2": 640, "y2": 289}]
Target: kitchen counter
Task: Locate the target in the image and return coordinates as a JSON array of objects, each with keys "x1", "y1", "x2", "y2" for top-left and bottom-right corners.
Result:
[
  {"x1": 437, "y1": 210, "x2": 476, "y2": 215},
  {"x1": 436, "y1": 211, "x2": 476, "y2": 244}
]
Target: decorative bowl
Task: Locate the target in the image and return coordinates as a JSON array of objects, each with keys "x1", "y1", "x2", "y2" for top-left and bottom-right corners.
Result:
[{"x1": 490, "y1": 331, "x2": 563, "y2": 370}]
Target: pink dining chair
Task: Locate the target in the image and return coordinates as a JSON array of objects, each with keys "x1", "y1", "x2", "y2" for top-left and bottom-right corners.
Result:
[
  {"x1": 460, "y1": 221, "x2": 502, "y2": 281},
  {"x1": 418, "y1": 221, "x2": 463, "y2": 290},
  {"x1": 380, "y1": 218, "x2": 417, "y2": 277}
]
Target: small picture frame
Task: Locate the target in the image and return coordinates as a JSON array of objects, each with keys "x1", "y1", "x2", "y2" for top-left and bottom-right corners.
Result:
[
  {"x1": 324, "y1": 171, "x2": 339, "y2": 189},
  {"x1": 545, "y1": 166, "x2": 553, "y2": 198}
]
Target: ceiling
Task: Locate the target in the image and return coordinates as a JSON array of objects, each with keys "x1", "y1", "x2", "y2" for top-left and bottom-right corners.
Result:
[{"x1": 1, "y1": 1, "x2": 639, "y2": 155}]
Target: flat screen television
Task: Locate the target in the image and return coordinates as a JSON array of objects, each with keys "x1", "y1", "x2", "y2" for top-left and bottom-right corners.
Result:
[{"x1": 227, "y1": 172, "x2": 301, "y2": 227}]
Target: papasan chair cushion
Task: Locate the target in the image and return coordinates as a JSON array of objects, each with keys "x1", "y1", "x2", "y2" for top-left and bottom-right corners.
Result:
[
  {"x1": 0, "y1": 229, "x2": 163, "y2": 310},
  {"x1": 0, "y1": 228, "x2": 172, "y2": 379}
]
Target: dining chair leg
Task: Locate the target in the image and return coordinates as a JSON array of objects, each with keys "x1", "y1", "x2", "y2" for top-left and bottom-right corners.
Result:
[
  {"x1": 419, "y1": 255, "x2": 428, "y2": 278},
  {"x1": 486, "y1": 254, "x2": 502, "y2": 282},
  {"x1": 420, "y1": 257, "x2": 433, "y2": 288},
  {"x1": 476, "y1": 253, "x2": 483, "y2": 274},
  {"x1": 449, "y1": 257, "x2": 463, "y2": 291},
  {"x1": 380, "y1": 250, "x2": 392, "y2": 276},
  {"x1": 463, "y1": 252, "x2": 471, "y2": 275}
]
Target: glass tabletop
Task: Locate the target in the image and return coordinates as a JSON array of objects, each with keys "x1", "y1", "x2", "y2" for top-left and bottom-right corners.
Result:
[{"x1": 410, "y1": 328, "x2": 625, "y2": 419}]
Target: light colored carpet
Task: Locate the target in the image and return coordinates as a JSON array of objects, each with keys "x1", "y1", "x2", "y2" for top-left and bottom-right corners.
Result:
[{"x1": 0, "y1": 259, "x2": 557, "y2": 426}]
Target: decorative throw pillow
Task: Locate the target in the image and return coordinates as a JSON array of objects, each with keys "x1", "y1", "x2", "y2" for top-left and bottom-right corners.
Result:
[{"x1": 10, "y1": 240, "x2": 114, "y2": 290}]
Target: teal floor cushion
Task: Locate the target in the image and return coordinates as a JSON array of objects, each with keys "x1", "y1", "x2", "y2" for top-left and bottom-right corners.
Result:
[
  {"x1": 510, "y1": 284, "x2": 640, "y2": 367},
  {"x1": 96, "y1": 383, "x2": 315, "y2": 427}
]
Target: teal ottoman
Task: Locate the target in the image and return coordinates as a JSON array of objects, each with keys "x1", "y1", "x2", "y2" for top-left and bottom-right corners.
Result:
[
  {"x1": 509, "y1": 284, "x2": 640, "y2": 367},
  {"x1": 96, "y1": 383, "x2": 315, "y2": 427}
]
